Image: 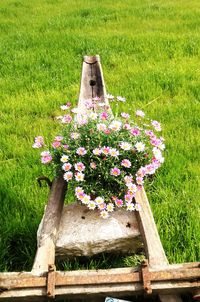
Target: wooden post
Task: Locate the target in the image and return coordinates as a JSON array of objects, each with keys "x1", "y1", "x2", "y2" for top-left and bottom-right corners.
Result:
[{"x1": 32, "y1": 176, "x2": 67, "y2": 273}]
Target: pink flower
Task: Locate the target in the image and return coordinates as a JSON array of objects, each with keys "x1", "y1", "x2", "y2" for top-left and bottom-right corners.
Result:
[
  {"x1": 90, "y1": 162, "x2": 97, "y2": 169},
  {"x1": 121, "y1": 159, "x2": 131, "y2": 168},
  {"x1": 145, "y1": 130, "x2": 155, "y2": 138},
  {"x1": 136, "y1": 176, "x2": 144, "y2": 185},
  {"x1": 52, "y1": 141, "x2": 61, "y2": 149},
  {"x1": 136, "y1": 110, "x2": 145, "y2": 118},
  {"x1": 76, "y1": 147, "x2": 87, "y2": 156},
  {"x1": 123, "y1": 123, "x2": 131, "y2": 130},
  {"x1": 75, "y1": 162, "x2": 85, "y2": 172},
  {"x1": 115, "y1": 199, "x2": 123, "y2": 207},
  {"x1": 84, "y1": 99, "x2": 94, "y2": 109},
  {"x1": 75, "y1": 186, "x2": 84, "y2": 194},
  {"x1": 62, "y1": 144, "x2": 69, "y2": 149},
  {"x1": 55, "y1": 136, "x2": 63, "y2": 141},
  {"x1": 130, "y1": 128, "x2": 140, "y2": 136},
  {"x1": 110, "y1": 167, "x2": 121, "y2": 176},
  {"x1": 77, "y1": 115, "x2": 88, "y2": 125},
  {"x1": 70, "y1": 132, "x2": 80, "y2": 140},
  {"x1": 62, "y1": 162, "x2": 72, "y2": 171},
  {"x1": 136, "y1": 167, "x2": 146, "y2": 177},
  {"x1": 98, "y1": 203, "x2": 107, "y2": 211},
  {"x1": 32, "y1": 136, "x2": 44, "y2": 148},
  {"x1": 150, "y1": 137, "x2": 162, "y2": 147},
  {"x1": 104, "y1": 129, "x2": 111, "y2": 135},
  {"x1": 61, "y1": 114, "x2": 72, "y2": 124},
  {"x1": 76, "y1": 192, "x2": 85, "y2": 200},
  {"x1": 121, "y1": 112, "x2": 130, "y2": 119},
  {"x1": 124, "y1": 175, "x2": 133, "y2": 184},
  {"x1": 32, "y1": 142, "x2": 43, "y2": 148},
  {"x1": 101, "y1": 146, "x2": 110, "y2": 155},
  {"x1": 124, "y1": 194, "x2": 134, "y2": 203},
  {"x1": 63, "y1": 171, "x2": 73, "y2": 182},
  {"x1": 41, "y1": 151, "x2": 52, "y2": 164},
  {"x1": 145, "y1": 164, "x2": 156, "y2": 175},
  {"x1": 97, "y1": 123, "x2": 107, "y2": 131},
  {"x1": 93, "y1": 96, "x2": 101, "y2": 102},
  {"x1": 100, "y1": 111, "x2": 109, "y2": 120},
  {"x1": 151, "y1": 120, "x2": 162, "y2": 131}
]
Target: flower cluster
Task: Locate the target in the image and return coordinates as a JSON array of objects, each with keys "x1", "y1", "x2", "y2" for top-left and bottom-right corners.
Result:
[{"x1": 33, "y1": 96, "x2": 165, "y2": 218}]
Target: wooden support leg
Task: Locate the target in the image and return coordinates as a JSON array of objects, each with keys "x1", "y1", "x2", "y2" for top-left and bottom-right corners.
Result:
[{"x1": 135, "y1": 188, "x2": 183, "y2": 302}]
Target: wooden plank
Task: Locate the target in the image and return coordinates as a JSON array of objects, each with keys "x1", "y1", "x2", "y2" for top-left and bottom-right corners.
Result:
[
  {"x1": 135, "y1": 188, "x2": 168, "y2": 268},
  {"x1": 0, "y1": 263, "x2": 199, "y2": 300},
  {"x1": 32, "y1": 176, "x2": 67, "y2": 273},
  {"x1": 135, "y1": 189, "x2": 183, "y2": 302}
]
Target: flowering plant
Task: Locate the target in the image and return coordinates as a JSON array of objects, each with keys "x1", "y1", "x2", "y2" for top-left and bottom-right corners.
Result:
[{"x1": 33, "y1": 95, "x2": 165, "y2": 219}]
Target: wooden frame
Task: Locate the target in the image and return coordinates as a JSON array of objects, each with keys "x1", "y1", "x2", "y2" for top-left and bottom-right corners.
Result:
[{"x1": 0, "y1": 55, "x2": 199, "y2": 301}]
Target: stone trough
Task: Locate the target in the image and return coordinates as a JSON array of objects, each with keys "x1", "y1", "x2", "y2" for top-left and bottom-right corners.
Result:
[{"x1": 38, "y1": 203, "x2": 143, "y2": 258}]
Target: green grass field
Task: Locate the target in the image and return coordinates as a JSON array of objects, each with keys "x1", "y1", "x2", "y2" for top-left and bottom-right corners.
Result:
[{"x1": 0, "y1": 0, "x2": 200, "y2": 272}]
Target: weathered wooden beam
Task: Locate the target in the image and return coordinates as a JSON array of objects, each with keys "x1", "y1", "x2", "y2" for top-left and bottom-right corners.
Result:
[
  {"x1": 32, "y1": 176, "x2": 67, "y2": 273},
  {"x1": 0, "y1": 263, "x2": 199, "y2": 300},
  {"x1": 135, "y1": 188, "x2": 183, "y2": 302}
]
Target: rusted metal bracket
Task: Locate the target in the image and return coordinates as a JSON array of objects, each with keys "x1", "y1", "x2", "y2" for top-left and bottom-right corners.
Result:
[
  {"x1": 47, "y1": 264, "x2": 56, "y2": 299},
  {"x1": 141, "y1": 259, "x2": 152, "y2": 294},
  {"x1": 37, "y1": 176, "x2": 52, "y2": 189}
]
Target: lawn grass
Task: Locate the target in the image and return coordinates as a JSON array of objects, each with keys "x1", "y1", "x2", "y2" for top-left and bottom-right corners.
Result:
[{"x1": 0, "y1": 0, "x2": 200, "y2": 272}]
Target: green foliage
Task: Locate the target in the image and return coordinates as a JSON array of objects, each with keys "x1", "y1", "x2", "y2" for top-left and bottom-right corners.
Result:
[{"x1": 0, "y1": 0, "x2": 200, "y2": 271}]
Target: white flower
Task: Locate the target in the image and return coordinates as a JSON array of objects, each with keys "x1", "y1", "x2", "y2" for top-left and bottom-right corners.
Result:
[
  {"x1": 108, "y1": 120, "x2": 122, "y2": 131},
  {"x1": 63, "y1": 172, "x2": 73, "y2": 182},
  {"x1": 119, "y1": 142, "x2": 132, "y2": 151},
  {"x1": 60, "y1": 155, "x2": 69, "y2": 163},
  {"x1": 117, "y1": 96, "x2": 126, "y2": 102},
  {"x1": 95, "y1": 197, "x2": 104, "y2": 205},
  {"x1": 82, "y1": 194, "x2": 91, "y2": 204},
  {"x1": 71, "y1": 107, "x2": 79, "y2": 113},
  {"x1": 88, "y1": 201, "x2": 96, "y2": 210},
  {"x1": 89, "y1": 112, "x2": 98, "y2": 120},
  {"x1": 109, "y1": 148, "x2": 119, "y2": 157},
  {"x1": 98, "y1": 102, "x2": 106, "y2": 107},
  {"x1": 75, "y1": 172, "x2": 84, "y2": 182},
  {"x1": 158, "y1": 143, "x2": 165, "y2": 151},
  {"x1": 152, "y1": 147, "x2": 163, "y2": 161},
  {"x1": 107, "y1": 203, "x2": 114, "y2": 212},
  {"x1": 60, "y1": 105, "x2": 69, "y2": 110},
  {"x1": 135, "y1": 203, "x2": 141, "y2": 211},
  {"x1": 135, "y1": 142, "x2": 145, "y2": 152},
  {"x1": 127, "y1": 203, "x2": 135, "y2": 211},
  {"x1": 106, "y1": 93, "x2": 114, "y2": 100},
  {"x1": 93, "y1": 148, "x2": 102, "y2": 156},
  {"x1": 127, "y1": 183, "x2": 137, "y2": 193},
  {"x1": 100, "y1": 210, "x2": 109, "y2": 219},
  {"x1": 136, "y1": 110, "x2": 145, "y2": 118},
  {"x1": 75, "y1": 187, "x2": 84, "y2": 194}
]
